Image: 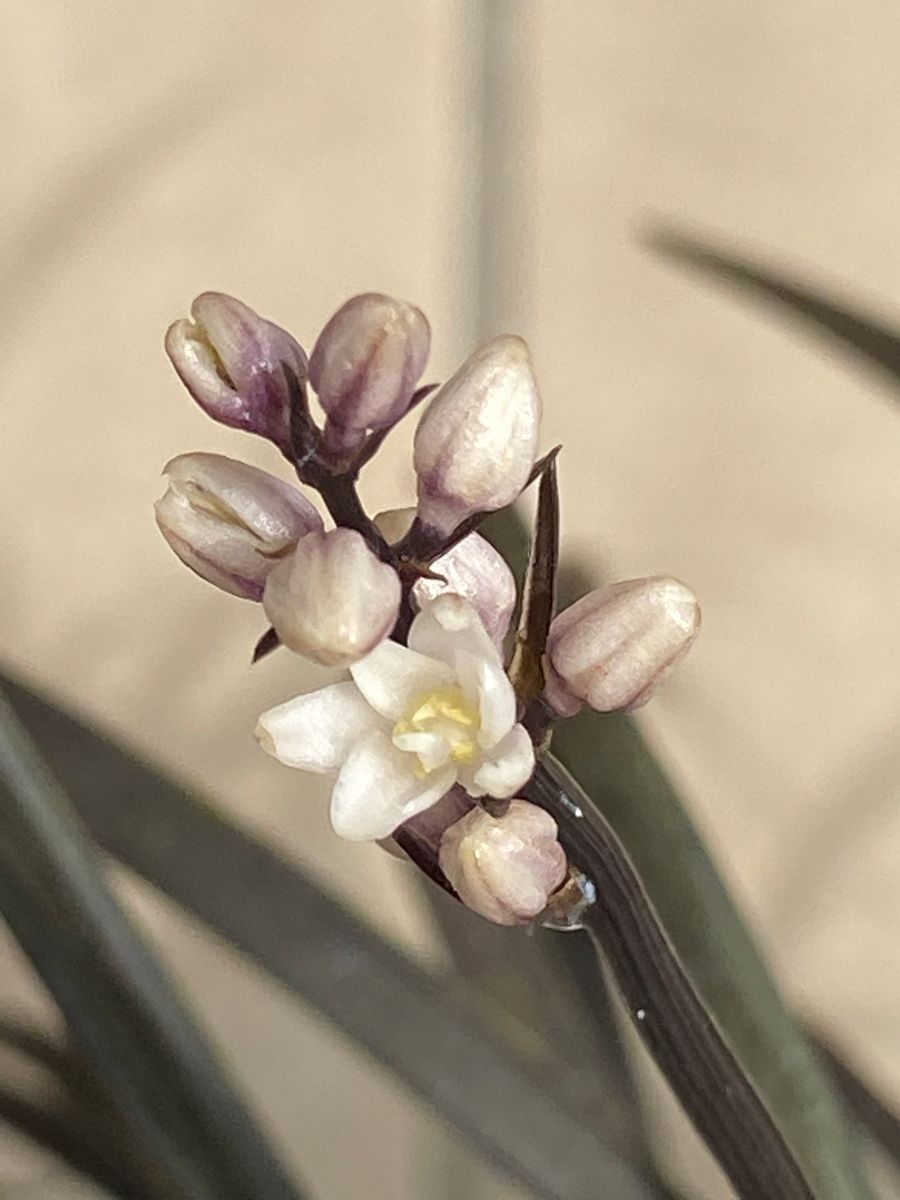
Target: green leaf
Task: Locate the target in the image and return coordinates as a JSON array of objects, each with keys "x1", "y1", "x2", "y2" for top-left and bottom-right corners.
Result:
[
  {"x1": 0, "y1": 1016, "x2": 167, "y2": 1198},
  {"x1": 810, "y1": 1026, "x2": 900, "y2": 1169},
  {"x1": 644, "y1": 225, "x2": 900, "y2": 396},
  {"x1": 552, "y1": 710, "x2": 870, "y2": 1200},
  {"x1": 0, "y1": 688, "x2": 309, "y2": 1200},
  {"x1": 418, "y1": 881, "x2": 653, "y2": 1172},
  {"x1": 482, "y1": 507, "x2": 870, "y2": 1200},
  {"x1": 3, "y1": 670, "x2": 663, "y2": 1200}
]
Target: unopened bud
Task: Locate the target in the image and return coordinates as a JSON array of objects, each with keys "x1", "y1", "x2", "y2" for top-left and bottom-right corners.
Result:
[
  {"x1": 545, "y1": 577, "x2": 700, "y2": 715},
  {"x1": 375, "y1": 508, "x2": 515, "y2": 647},
  {"x1": 418, "y1": 535, "x2": 515, "y2": 647},
  {"x1": 413, "y1": 335, "x2": 541, "y2": 534},
  {"x1": 439, "y1": 799, "x2": 567, "y2": 926},
  {"x1": 155, "y1": 453, "x2": 322, "y2": 600},
  {"x1": 309, "y1": 293, "x2": 430, "y2": 455},
  {"x1": 262, "y1": 528, "x2": 401, "y2": 666},
  {"x1": 165, "y1": 292, "x2": 307, "y2": 451}
]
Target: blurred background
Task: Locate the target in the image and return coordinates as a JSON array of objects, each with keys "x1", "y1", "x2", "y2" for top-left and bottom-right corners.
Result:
[{"x1": 2, "y1": 1, "x2": 900, "y2": 1196}]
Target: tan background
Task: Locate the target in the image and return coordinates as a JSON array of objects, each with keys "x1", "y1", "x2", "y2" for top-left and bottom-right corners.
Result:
[{"x1": 2, "y1": 1, "x2": 900, "y2": 1195}]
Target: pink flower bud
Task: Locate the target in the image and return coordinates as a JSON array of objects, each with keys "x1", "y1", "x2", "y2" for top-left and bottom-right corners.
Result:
[
  {"x1": 262, "y1": 528, "x2": 401, "y2": 666},
  {"x1": 309, "y1": 293, "x2": 430, "y2": 455},
  {"x1": 413, "y1": 335, "x2": 541, "y2": 535},
  {"x1": 375, "y1": 508, "x2": 516, "y2": 647},
  {"x1": 439, "y1": 799, "x2": 567, "y2": 926},
  {"x1": 545, "y1": 577, "x2": 700, "y2": 716},
  {"x1": 165, "y1": 293, "x2": 308, "y2": 451},
  {"x1": 417, "y1": 535, "x2": 515, "y2": 648},
  {"x1": 155, "y1": 453, "x2": 321, "y2": 600}
]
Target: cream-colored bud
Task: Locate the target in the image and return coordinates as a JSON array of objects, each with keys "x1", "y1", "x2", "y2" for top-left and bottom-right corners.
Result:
[
  {"x1": 375, "y1": 507, "x2": 516, "y2": 647},
  {"x1": 262, "y1": 528, "x2": 401, "y2": 666},
  {"x1": 413, "y1": 335, "x2": 541, "y2": 535},
  {"x1": 155, "y1": 452, "x2": 322, "y2": 600},
  {"x1": 545, "y1": 577, "x2": 700, "y2": 715},
  {"x1": 165, "y1": 292, "x2": 307, "y2": 450},
  {"x1": 309, "y1": 293, "x2": 430, "y2": 454},
  {"x1": 439, "y1": 800, "x2": 567, "y2": 926},
  {"x1": 416, "y1": 535, "x2": 515, "y2": 648}
]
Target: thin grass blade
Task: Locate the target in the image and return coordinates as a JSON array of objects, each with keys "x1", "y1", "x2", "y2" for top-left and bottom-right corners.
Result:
[
  {"x1": 0, "y1": 688, "x2": 309, "y2": 1200},
  {"x1": 3, "y1": 669, "x2": 665, "y2": 1200}
]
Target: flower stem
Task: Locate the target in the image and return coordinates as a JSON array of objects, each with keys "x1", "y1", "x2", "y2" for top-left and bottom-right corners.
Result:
[
  {"x1": 313, "y1": 471, "x2": 391, "y2": 558},
  {"x1": 526, "y1": 753, "x2": 814, "y2": 1200}
]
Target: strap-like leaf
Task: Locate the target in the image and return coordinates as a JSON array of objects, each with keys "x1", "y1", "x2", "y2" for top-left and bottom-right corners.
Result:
[
  {"x1": 482, "y1": 507, "x2": 870, "y2": 1200},
  {"x1": 3, "y1": 670, "x2": 663, "y2": 1200},
  {"x1": 812, "y1": 1028, "x2": 900, "y2": 1166},
  {"x1": 645, "y1": 225, "x2": 900, "y2": 395},
  {"x1": 551, "y1": 712, "x2": 870, "y2": 1200},
  {"x1": 0, "y1": 688, "x2": 309, "y2": 1200}
]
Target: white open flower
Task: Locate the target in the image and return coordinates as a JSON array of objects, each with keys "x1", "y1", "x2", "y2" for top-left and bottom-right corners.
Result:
[{"x1": 255, "y1": 593, "x2": 535, "y2": 841}]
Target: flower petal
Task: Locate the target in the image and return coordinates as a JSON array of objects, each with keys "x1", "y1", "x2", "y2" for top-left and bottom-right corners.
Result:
[
  {"x1": 255, "y1": 682, "x2": 382, "y2": 772},
  {"x1": 350, "y1": 639, "x2": 453, "y2": 719},
  {"x1": 391, "y1": 729, "x2": 453, "y2": 772},
  {"x1": 467, "y1": 724, "x2": 535, "y2": 798},
  {"x1": 330, "y1": 730, "x2": 456, "y2": 841},
  {"x1": 455, "y1": 651, "x2": 517, "y2": 748},
  {"x1": 408, "y1": 593, "x2": 500, "y2": 668}
]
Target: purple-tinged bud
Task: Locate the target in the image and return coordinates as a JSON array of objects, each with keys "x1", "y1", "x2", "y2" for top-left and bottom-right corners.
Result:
[
  {"x1": 309, "y1": 293, "x2": 430, "y2": 455},
  {"x1": 413, "y1": 335, "x2": 541, "y2": 535},
  {"x1": 375, "y1": 507, "x2": 516, "y2": 647},
  {"x1": 165, "y1": 292, "x2": 308, "y2": 451},
  {"x1": 262, "y1": 528, "x2": 401, "y2": 666},
  {"x1": 439, "y1": 799, "x2": 567, "y2": 926},
  {"x1": 417, "y1": 535, "x2": 515, "y2": 648},
  {"x1": 155, "y1": 453, "x2": 322, "y2": 600},
  {"x1": 545, "y1": 577, "x2": 700, "y2": 716}
]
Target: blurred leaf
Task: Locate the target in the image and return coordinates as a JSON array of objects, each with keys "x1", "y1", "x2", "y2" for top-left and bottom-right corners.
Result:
[
  {"x1": 482, "y1": 507, "x2": 870, "y2": 1200},
  {"x1": 645, "y1": 225, "x2": 900, "y2": 395},
  {"x1": 3, "y1": 669, "x2": 664, "y2": 1200},
  {"x1": 0, "y1": 1084, "x2": 149, "y2": 1199},
  {"x1": 0, "y1": 1016, "x2": 80, "y2": 1084},
  {"x1": 810, "y1": 1027, "x2": 900, "y2": 1168},
  {"x1": 0, "y1": 688, "x2": 309, "y2": 1200},
  {"x1": 531, "y1": 753, "x2": 817, "y2": 1199},
  {"x1": 552, "y1": 712, "x2": 869, "y2": 1200},
  {"x1": 420, "y1": 883, "x2": 652, "y2": 1171},
  {"x1": 0, "y1": 1017, "x2": 174, "y2": 1197}
]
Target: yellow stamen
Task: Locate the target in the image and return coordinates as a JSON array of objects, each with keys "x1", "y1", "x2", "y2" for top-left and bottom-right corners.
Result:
[{"x1": 392, "y1": 687, "x2": 480, "y2": 775}]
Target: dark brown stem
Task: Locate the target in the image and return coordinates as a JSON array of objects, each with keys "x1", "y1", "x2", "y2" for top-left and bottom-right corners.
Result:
[
  {"x1": 520, "y1": 695, "x2": 557, "y2": 748},
  {"x1": 282, "y1": 362, "x2": 390, "y2": 558},
  {"x1": 526, "y1": 753, "x2": 814, "y2": 1200},
  {"x1": 313, "y1": 472, "x2": 391, "y2": 559}
]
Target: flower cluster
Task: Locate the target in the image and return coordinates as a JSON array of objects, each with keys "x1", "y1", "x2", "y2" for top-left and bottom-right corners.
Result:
[{"x1": 157, "y1": 290, "x2": 700, "y2": 926}]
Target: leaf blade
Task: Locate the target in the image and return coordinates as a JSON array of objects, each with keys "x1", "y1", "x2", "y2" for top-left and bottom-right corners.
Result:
[
  {"x1": 645, "y1": 224, "x2": 900, "y2": 397},
  {"x1": 3, "y1": 670, "x2": 663, "y2": 1200},
  {"x1": 0, "y1": 687, "x2": 309, "y2": 1200}
]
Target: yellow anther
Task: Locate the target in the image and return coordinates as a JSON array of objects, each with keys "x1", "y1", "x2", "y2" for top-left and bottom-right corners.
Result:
[
  {"x1": 406, "y1": 688, "x2": 477, "y2": 731},
  {"x1": 450, "y1": 740, "x2": 477, "y2": 765},
  {"x1": 392, "y1": 687, "x2": 481, "y2": 776}
]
